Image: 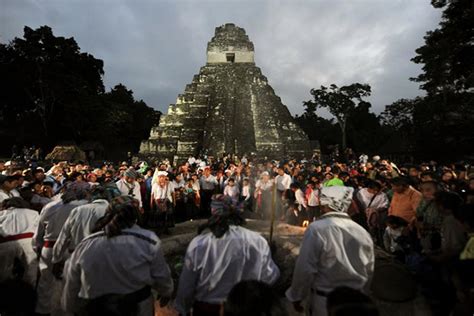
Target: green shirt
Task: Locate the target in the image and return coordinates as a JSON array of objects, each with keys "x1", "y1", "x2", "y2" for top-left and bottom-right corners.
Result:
[{"x1": 323, "y1": 177, "x2": 344, "y2": 187}]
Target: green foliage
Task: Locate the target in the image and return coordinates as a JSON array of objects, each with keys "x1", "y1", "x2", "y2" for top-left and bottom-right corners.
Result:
[
  {"x1": 303, "y1": 83, "x2": 372, "y2": 150},
  {"x1": 407, "y1": 0, "x2": 474, "y2": 160},
  {"x1": 411, "y1": 0, "x2": 474, "y2": 94},
  {"x1": 346, "y1": 102, "x2": 384, "y2": 153},
  {"x1": 0, "y1": 25, "x2": 160, "y2": 160},
  {"x1": 294, "y1": 113, "x2": 340, "y2": 153},
  {"x1": 379, "y1": 98, "x2": 416, "y2": 131},
  {"x1": 300, "y1": 0, "x2": 473, "y2": 161}
]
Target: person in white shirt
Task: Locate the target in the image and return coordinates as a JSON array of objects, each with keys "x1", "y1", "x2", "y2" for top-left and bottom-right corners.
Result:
[
  {"x1": 0, "y1": 175, "x2": 21, "y2": 203},
  {"x1": 223, "y1": 169, "x2": 233, "y2": 186},
  {"x1": 287, "y1": 183, "x2": 308, "y2": 225},
  {"x1": 33, "y1": 183, "x2": 90, "y2": 314},
  {"x1": 306, "y1": 181, "x2": 321, "y2": 221},
  {"x1": 171, "y1": 173, "x2": 185, "y2": 191},
  {"x1": 254, "y1": 172, "x2": 274, "y2": 219},
  {"x1": 52, "y1": 184, "x2": 121, "y2": 265},
  {"x1": 223, "y1": 178, "x2": 240, "y2": 205},
  {"x1": 62, "y1": 196, "x2": 173, "y2": 315},
  {"x1": 286, "y1": 186, "x2": 375, "y2": 316},
  {"x1": 240, "y1": 178, "x2": 253, "y2": 215},
  {"x1": 175, "y1": 194, "x2": 280, "y2": 315},
  {"x1": 275, "y1": 167, "x2": 292, "y2": 192},
  {"x1": 0, "y1": 197, "x2": 39, "y2": 286},
  {"x1": 241, "y1": 178, "x2": 251, "y2": 201},
  {"x1": 191, "y1": 174, "x2": 201, "y2": 192},
  {"x1": 383, "y1": 215, "x2": 408, "y2": 255},
  {"x1": 116, "y1": 167, "x2": 142, "y2": 208},
  {"x1": 274, "y1": 167, "x2": 291, "y2": 219},
  {"x1": 150, "y1": 171, "x2": 174, "y2": 233},
  {"x1": 199, "y1": 167, "x2": 218, "y2": 217},
  {"x1": 292, "y1": 183, "x2": 308, "y2": 210},
  {"x1": 356, "y1": 180, "x2": 389, "y2": 241}
]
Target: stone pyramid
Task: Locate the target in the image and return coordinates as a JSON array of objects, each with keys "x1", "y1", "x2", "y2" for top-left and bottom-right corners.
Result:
[{"x1": 139, "y1": 23, "x2": 312, "y2": 163}]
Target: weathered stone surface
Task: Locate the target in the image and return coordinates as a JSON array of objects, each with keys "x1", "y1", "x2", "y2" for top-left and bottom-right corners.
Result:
[{"x1": 139, "y1": 23, "x2": 313, "y2": 164}]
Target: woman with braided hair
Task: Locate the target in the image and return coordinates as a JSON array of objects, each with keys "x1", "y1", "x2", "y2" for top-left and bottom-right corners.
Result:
[
  {"x1": 175, "y1": 194, "x2": 280, "y2": 316},
  {"x1": 62, "y1": 195, "x2": 173, "y2": 316}
]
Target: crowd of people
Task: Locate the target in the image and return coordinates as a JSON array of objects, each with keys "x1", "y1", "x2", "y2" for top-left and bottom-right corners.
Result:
[{"x1": 0, "y1": 153, "x2": 473, "y2": 316}]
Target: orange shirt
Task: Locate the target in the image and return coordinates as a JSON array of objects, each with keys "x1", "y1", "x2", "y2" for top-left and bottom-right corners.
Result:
[{"x1": 388, "y1": 186, "x2": 422, "y2": 224}]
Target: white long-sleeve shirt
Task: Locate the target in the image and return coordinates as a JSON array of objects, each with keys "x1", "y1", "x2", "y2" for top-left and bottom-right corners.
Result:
[
  {"x1": 275, "y1": 173, "x2": 292, "y2": 191},
  {"x1": 306, "y1": 187, "x2": 320, "y2": 207},
  {"x1": 115, "y1": 179, "x2": 142, "y2": 208},
  {"x1": 255, "y1": 179, "x2": 273, "y2": 192},
  {"x1": 199, "y1": 175, "x2": 218, "y2": 191},
  {"x1": 223, "y1": 185, "x2": 240, "y2": 201},
  {"x1": 294, "y1": 188, "x2": 308, "y2": 208},
  {"x1": 0, "y1": 207, "x2": 40, "y2": 285},
  {"x1": 0, "y1": 207, "x2": 39, "y2": 237},
  {"x1": 33, "y1": 199, "x2": 89, "y2": 250},
  {"x1": 175, "y1": 225, "x2": 280, "y2": 314},
  {"x1": 52, "y1": 199, "x2": 109, "y2": 263},
  {"x1": 286, "y1": 212, "x2": 374, "y2": 313},
  {"x1": 62, "y1": 225, "x2": 173, "y2": 313},
  {"x1": 356, "y1": 188, "x2": 389, "y2": 210},
  {"x1": 0, "y1": 189, "x2": 20, "y2": 203},
  {"x1": 151, "y1": 183, "x2": 173, "y2": 203},
  {"x1": 241, "y1": 185, "x2": 251, "y2": 200}
]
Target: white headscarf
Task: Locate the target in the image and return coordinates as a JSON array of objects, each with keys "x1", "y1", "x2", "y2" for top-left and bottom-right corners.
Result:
[{"x1": 320, "y1": 186, "x2": 354, "y2": 213}]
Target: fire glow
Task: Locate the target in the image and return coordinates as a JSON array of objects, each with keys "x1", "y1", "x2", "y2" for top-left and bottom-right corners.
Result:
[{"x1": 302, "y1": 220, "x2": 310, "y2": 228}]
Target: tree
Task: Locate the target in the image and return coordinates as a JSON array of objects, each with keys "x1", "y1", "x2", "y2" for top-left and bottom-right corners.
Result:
[
  {"x1": 0, "y1": 25, "x2": 104, "y2": 145},
  {"x1": 100, "y1": 84, "x2": 161, "y2": 156},
  {"x1": 379, "y1": 98, "x2": 416, "y2": 131},
  {"x1": 378, "y1": 98, "x2": 419, "y2": 156},
  {"x1": 0, "y1": 25, "x2": 161, "y2": 160},
  {"x1": 345, "y1": 101, "x2": 384, "y2": 154},
  {"x1": 411, "y1": 0, "x2": 473, "y2": 95},
  {"x1": 303, "y1": 83, "x2": 371, "y2": 150},
  {"x1": 294, "y1": 112, "x2": 340, "y2": 153},
  {"x1": 409, "y1": 0, "x2": 474, "y2": 160}
]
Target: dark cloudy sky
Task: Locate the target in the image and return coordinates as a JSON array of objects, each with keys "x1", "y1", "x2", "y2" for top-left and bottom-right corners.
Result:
[{"x1": 1, "y1": 0, "x2": 441, "y2": 115}]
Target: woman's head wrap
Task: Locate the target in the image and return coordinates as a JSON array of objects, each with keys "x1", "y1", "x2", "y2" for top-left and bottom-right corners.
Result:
[
  {"x1": 210, "y1": 194, "x2": 233, "y2": 216},
  {"x1": 156, "y1": 171, "x2": 168, "y2": 177},
  {"x1": 124, "y1": 167, "x2": 138, "y2": 179},
  {"x1": 95, "y1": 195, "x2": 140, "y2": 237},
  {"x1": 198, "y1": 194, "x2": 244, "y2": 238},
  {"x1": 320, "y1": 186, "x2": 354, "y2": 213},
  {"x1": 61, "y1": 181, "x2": 91, "y2": 203},
  {"x1": 90, "y1": 184, "x2": 122, "y2": 202}
]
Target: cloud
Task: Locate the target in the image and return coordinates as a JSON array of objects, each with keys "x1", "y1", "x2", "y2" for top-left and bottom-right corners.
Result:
[{"x1": 0, "y1": 0, "x2": 441, "y2": 115}]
